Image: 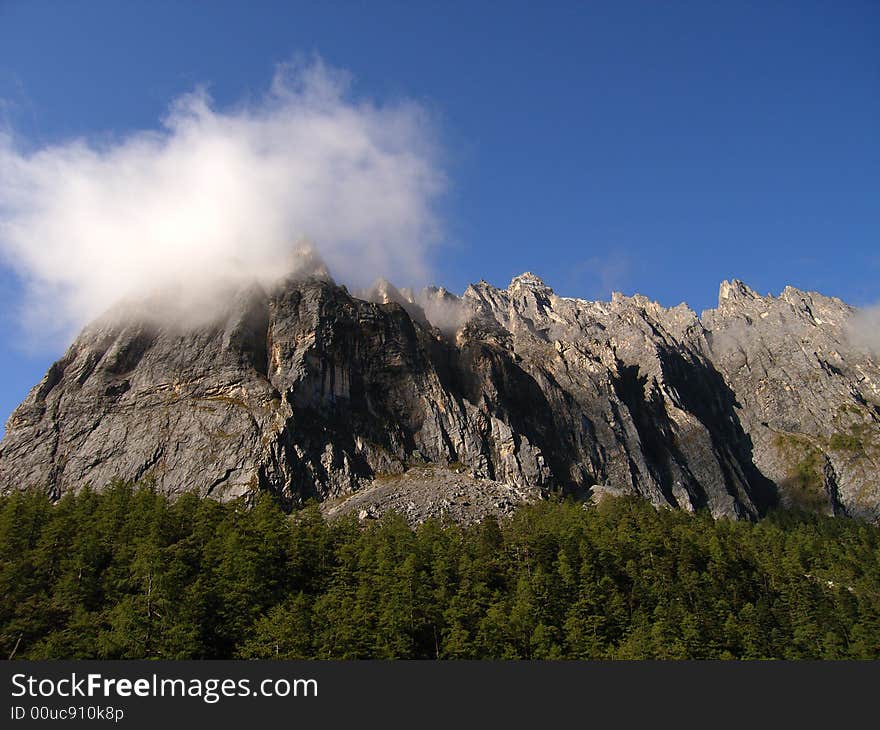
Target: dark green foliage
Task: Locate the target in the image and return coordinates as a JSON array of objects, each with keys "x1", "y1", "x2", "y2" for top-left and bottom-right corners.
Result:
[{"x1": 2, "y1": 483, "x2": 879, "y2": 659}]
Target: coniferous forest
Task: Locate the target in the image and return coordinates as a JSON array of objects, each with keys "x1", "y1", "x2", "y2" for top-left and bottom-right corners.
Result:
[{"x1": 1, "y1": 482, "x2": 879, "y2": 660}]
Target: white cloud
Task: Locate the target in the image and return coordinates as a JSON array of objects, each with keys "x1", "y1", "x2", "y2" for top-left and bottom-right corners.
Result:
[
  {"x1": 0, "y1": 59, "x2": 445, "y2": 346},
  {"x1": 847, "y1": 304, "x2": 880, "y2": 356}
]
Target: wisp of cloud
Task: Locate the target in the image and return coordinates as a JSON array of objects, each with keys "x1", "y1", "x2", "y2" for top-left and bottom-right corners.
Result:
[
  {"x1": 0, "y1": 59, "x2": 445, "y2": 346},
  {"x1": 847, "y1": 304, "x2": 880, "y2": 356}
]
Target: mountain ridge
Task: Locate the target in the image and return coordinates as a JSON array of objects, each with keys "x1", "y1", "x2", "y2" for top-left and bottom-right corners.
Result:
[{"x1": 2, "y1": 259, "x2": 878, "y2": 523}]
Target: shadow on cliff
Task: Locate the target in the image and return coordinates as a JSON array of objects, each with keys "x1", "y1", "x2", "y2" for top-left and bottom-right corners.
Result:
[
  {"x1": 450, "y1": 339, "x2": 578, "y2": 490},
  {"x1": 656, "y1": 347, "x2": 779, "y2": 516}
]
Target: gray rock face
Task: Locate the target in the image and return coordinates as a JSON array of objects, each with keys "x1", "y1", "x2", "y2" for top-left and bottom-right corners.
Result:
[
  {"x1": 702, "y1": 281, "x2": 880, "y2": 520},
  {"x1": 1, "y1": 261, "x2": 878, "y2": 523}
]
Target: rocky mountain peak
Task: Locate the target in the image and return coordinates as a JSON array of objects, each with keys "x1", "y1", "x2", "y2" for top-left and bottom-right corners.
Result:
[
  {"x1": 717, "y1": 279, "x2": 760, "y2": 305},
  {"x1": 508, "y1": 272, "x2": 552, "y2": 294},
  {"x1": 357, "y1": 278, "x2": 412, "y2": 306},
  {"x1": 281, "y1": 242, "x2": 333, "y2": 283}
]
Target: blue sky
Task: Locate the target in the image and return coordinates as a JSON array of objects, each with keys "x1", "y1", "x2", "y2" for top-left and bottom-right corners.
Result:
[{"x1": 0, "y1": 0, "x2": 878, "y2": 430}]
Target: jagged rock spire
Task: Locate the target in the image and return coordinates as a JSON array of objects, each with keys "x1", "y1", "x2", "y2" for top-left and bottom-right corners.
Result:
[
  {"x1": 508, "y1": 272, "x2": 552, "y2": 294},
  {"x1": 283, "y1": 241, "x2": 333, "y2": 282}
]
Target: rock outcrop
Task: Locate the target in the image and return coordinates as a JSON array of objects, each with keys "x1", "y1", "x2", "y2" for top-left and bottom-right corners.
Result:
[{"x1": 2, "y1": 257, "x2": 878, "y2": 523}]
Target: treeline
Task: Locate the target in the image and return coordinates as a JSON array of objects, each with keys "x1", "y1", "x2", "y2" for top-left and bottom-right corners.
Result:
[{"x1": 1, "y1": 483, "x2": 879, "y2": 659}]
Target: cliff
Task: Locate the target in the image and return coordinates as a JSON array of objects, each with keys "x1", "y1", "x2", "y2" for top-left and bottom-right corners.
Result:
[{"x1": 2, "y1": 259, "x2": 878, "y2": 523}]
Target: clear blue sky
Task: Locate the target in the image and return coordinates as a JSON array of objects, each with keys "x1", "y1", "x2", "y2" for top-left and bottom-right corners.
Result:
[{"x1": 0, "y1": 0, "x2": 878, "y2": 431}]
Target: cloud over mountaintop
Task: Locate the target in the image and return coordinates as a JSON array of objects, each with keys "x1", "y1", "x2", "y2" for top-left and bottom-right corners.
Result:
[{"x1": 0, "y1": 59, "x2": 445, "y2": 345}]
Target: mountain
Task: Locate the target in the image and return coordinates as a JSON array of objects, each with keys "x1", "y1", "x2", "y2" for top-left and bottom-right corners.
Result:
[{"x1": 2, "y1": 257, "x2": 879, "y2": 523}]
